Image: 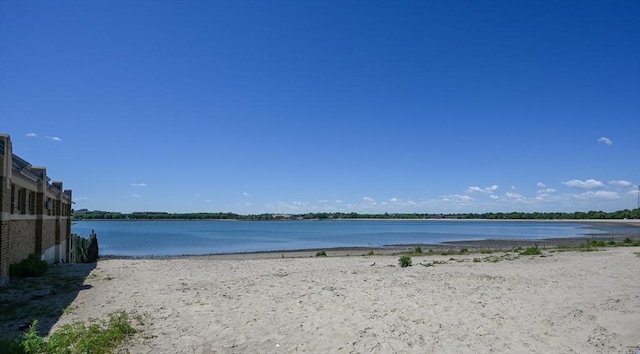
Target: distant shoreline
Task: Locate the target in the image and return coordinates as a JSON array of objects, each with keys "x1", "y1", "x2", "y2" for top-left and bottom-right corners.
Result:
[{"x1": 75, "y1": 218, "x2": 640, "y2": 224}]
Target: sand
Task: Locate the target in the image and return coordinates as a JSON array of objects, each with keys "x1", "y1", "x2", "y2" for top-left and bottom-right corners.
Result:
[{"x1": 40, "y1": 246, "x2": 640, "y2": 353}]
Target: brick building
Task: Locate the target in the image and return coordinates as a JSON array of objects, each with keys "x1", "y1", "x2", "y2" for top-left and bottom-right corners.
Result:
[{"x1": 0, "y1": 133, "x2": 73, "y2": 286}]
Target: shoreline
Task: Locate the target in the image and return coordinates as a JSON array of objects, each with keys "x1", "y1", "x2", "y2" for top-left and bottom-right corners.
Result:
[
  {"x1": 87, "y1": 219, "x2": 640, "y2": 260},
  {"x1": 98, "y1": 234, "x2": 640, "y2": 261},
  {"x1": 74, "y1": 218, "x2": 640, "y2": 224}
]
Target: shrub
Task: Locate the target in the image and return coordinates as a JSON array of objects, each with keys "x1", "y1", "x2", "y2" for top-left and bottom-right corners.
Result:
[
  {"x1": 315, "y1": 251, "x2": 327, "y2": 257},
  {"x1": 366, "y1": 250, "x2": 375, "y2": 256},
  {"x1": 7, "y1": 311, "x2": 139, "y2": 354},
  {"x1": 398, "y1": 255, "x2": 412, "y2": 267},
  {"x1": 9, "y1": 254, "x2": 48, "y2": 278},
  {"x1": 519, "y1": 245, "x2": 541, "y2": 256},
  {"x1": 460, "y1": 248, "x2": 469, "y2": 254},
  {"x1": 623, "y1": 237, "x2": 633, "y2": 244},
  {"x1": 414, "y1": 246, "x2": 423, "y2": 254}
]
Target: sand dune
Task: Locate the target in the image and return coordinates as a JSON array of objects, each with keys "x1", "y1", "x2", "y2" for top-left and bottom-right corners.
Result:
[{"x1": 53, "y1": 247, "x2": 640, "y2": 353}]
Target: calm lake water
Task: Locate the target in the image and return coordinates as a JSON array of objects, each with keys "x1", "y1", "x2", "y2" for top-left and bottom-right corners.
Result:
[{"x1": 71, "y1": 220, "x2": 601, "y2": 257}]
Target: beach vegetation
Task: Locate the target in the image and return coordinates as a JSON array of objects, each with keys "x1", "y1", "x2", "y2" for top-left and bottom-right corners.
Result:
[
  {"x1": 9, "y1": 255, "x2": 48, "y2": 278},
  {"x1": 365, "y1": 250, "x2": 375, "y2": 256},
  {"x1": 439, "y1": 250, "x2": 459, "y2": 256},
  {"x1": 519, "y1": 245, "x2": 541, "y2": 256},
  {"x1": 2, "y1": 310, "x2": 144, "y2": 354},
  {"x1": 459, "y1": 248, "x2": 469, "y2": 255},
  {"x1": 427, "y1": 249, "x2": 434, "y2": 255},
  {"x1": 414, "y1": 246, "x2": 423, "y2": 254},
  {"x1": 398, "y1": 255, "x2": 412, "y2": 267},
  {"x1": 589, "y1": 240, "x2": 607, "y2": 247},
  {"x1": 315, "y1": 251, "x2": 327, "y2": 257}
]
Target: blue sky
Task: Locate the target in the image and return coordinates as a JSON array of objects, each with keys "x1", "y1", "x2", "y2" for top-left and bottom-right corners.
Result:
[{"x1": 1, "y1": 1, "x2": 638, "y2": 214}]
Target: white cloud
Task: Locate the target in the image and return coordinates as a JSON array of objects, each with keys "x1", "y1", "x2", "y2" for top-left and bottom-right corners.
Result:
[
  {"x1": 318, "y1": 200, "x2": 328, "y2": 203},
  {"x1": 563, "y1": 179, "x2": 605, "y2": 189},
  {"x1": 466, "y1": 185, "x2": 498, "y2": 194},
  {"x1": 335, "y1": 200, "x2": 342, "y2": 203},
  {"x1": 275, "y1": 200, "x2": 312, "y2": 211},
  {"x1": 385, "y1": 197, "x2": 418, "y2": 208},
  {"x1": 609, "y1": 180, "x2": 633, "y2": 187},
  {"x1": 25, "y1": 133, "x2": 60, "y2": 141},
  {"x1": 131, "y1": 194, "x2": 141, "y2": 198},
  {"x1": 194, "y1": 194, "x2": 201, "y2": 198},
  {"x1": 536, "y1": 182, "x2": 546, "y2": 188},
  {"x1": 243, "y1": 192, "x2": 250, "y2": 197},
  {"x1": 130, "y1": 183, "x2": 147, "y2": 187},
  {"x1": 575, "y1": 191, "x2": 619, "y2": 200},
  {"x1": 363, "y1": 196, "x2": 375, "y2": 202},
  {"x1": 597, "y1": 137, "x2": 613, "y2": 146},
  {"x1": 537, "y1": 188, "x2": 556, "y2": 195},
  {"x1": 506, "y1": 192, "x2": 523, "y2": 199},
  {"x1": 489, "y1": 195, "x2": 500, "y2": 200},
  {"x1": 441, "y1": 194, "x2": 473, "y2": 202}
]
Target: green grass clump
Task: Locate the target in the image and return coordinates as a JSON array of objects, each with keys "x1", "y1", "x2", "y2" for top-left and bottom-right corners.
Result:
[
  {"x1": 621, "y1": 237, "x2": 640, "y2": 246},
  {"x1": 9, "y1": 255, "x2": 48, "y2": 278},
  {"x1": 459, "y1": 248, "x2": 469, "y2": 255},
  {"x1": 365, "y1": 250, "x2": 375, "y2": 256},
  {"x1": 315, "y1": 251, "x2": 327, "y2": 257},
  {"x1": 398, "y1": 255, "x2": 412, "y2": 267},
  {"x1": 3, "y1": 310, "x2": 141, "y2": 354},
  {"x1": 414, "y1": 246, "x2": 423, "y2": 254},
  {"x1": 519, "y1": 245, "x2": 541, "y2": 256}
]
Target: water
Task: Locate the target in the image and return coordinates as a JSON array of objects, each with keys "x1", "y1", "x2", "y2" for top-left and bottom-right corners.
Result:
[{"x1": 71, "y1": 220, "x2": 600, "y2": 257}]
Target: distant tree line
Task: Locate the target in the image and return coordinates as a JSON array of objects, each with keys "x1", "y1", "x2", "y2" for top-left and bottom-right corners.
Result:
[{"x1": 72, "y1": 208, "x2": 640, "y2": 220}]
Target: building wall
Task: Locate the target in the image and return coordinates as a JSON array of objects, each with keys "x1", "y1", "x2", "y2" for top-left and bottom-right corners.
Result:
[
  {"x1": 59, "y1": 218, "x2": 70, "y2": 263},
  {"x1": 41, "y1": 218, "x2": 56, "y2": 263},
  {"x1": 8, "y1": 219, "x2": 36, "y2": 264},
  {"x1": 0, "y1": 133, "x2": 72, "y2": 286}
]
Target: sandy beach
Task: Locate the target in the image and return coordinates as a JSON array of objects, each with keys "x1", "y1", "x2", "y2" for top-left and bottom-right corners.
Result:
[{"x1": 22, "y1": 245, "x2": 634, "y2": 353}]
